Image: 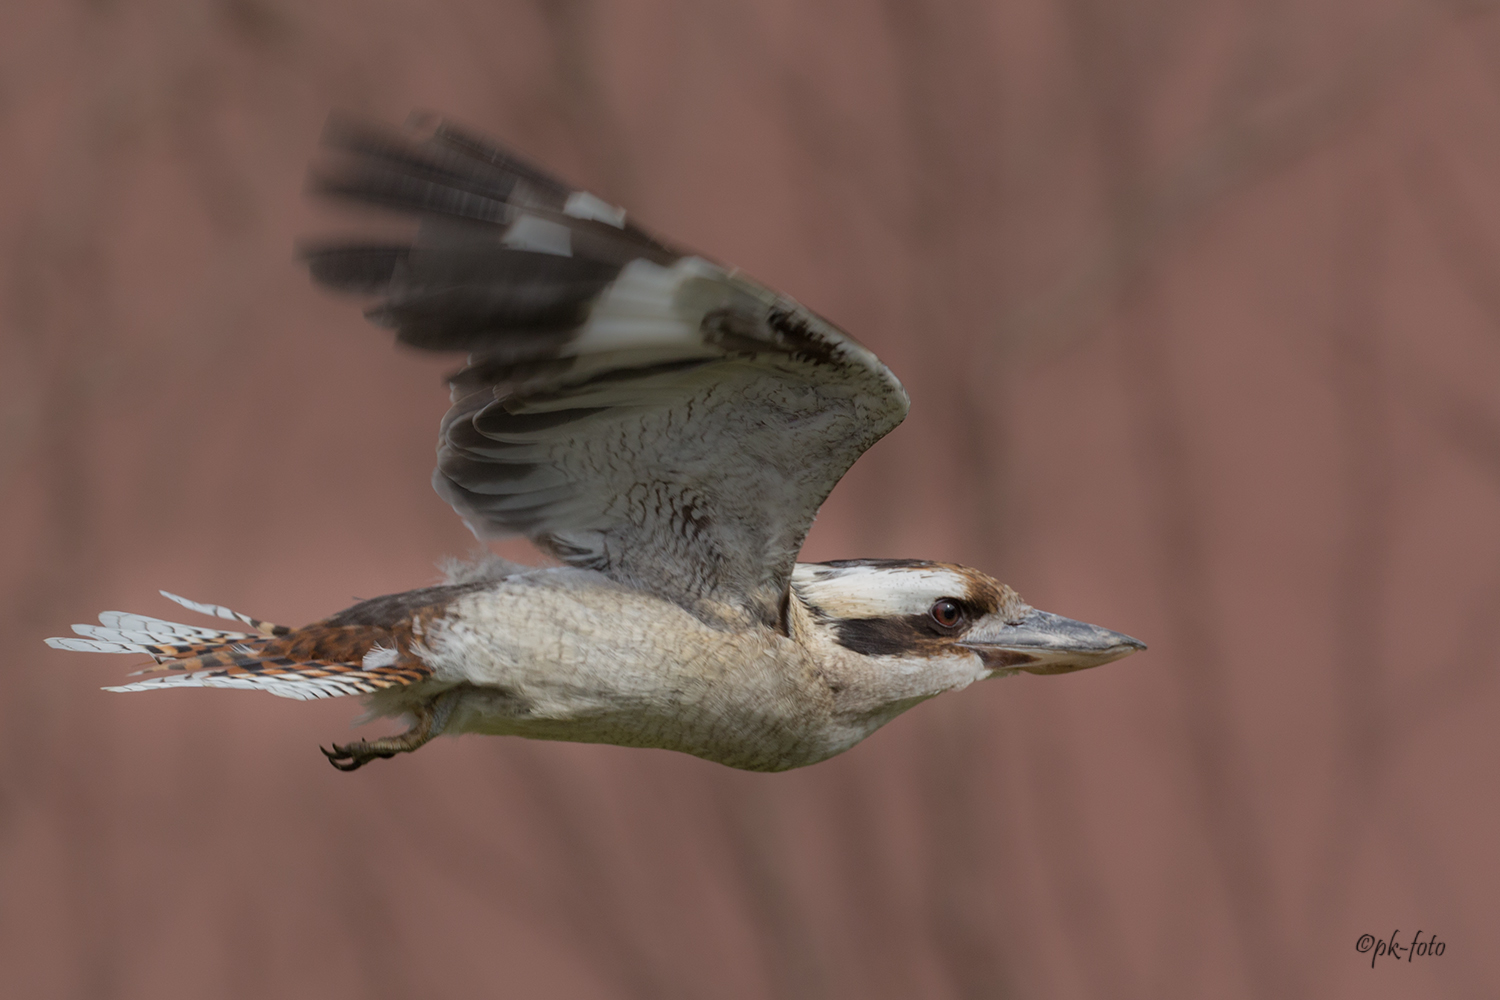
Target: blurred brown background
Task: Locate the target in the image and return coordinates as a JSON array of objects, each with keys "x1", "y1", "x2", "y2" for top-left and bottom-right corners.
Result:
[{"x1": 3, "y1": 1, "x2": 1498, "y2": 997}]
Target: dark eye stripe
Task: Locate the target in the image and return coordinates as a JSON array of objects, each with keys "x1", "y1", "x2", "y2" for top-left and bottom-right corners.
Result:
[
  {"x1": 832, "y1": 615, "x2": 936, "y2": 656},
  {"x1": 831, "y1": 603, "x2": 980, "y2": 657}
]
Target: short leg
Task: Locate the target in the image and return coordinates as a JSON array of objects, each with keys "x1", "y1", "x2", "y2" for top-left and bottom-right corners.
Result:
[{"x1": 321, "y1": 690, "x2": 460, "y2": 772}]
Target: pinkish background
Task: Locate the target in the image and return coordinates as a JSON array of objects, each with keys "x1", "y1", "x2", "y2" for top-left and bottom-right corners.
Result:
[{"x1": 3, "y1": 2, "x2": 1497, "y2": 997}]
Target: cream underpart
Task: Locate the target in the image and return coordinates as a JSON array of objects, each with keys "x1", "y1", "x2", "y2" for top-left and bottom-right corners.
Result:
[{"x1": 416, "y1": 567, "x2": 991, "y2": 771}]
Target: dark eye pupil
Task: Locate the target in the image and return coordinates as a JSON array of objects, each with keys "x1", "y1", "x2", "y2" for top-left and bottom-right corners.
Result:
[{"x1": 933, "y1": 600, "x2": 961, "y2": 627}]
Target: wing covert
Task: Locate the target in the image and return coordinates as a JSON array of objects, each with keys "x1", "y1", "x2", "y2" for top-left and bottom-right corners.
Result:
[{"x1": 305, "y1": 117, "x2": 909, "y2": 628}]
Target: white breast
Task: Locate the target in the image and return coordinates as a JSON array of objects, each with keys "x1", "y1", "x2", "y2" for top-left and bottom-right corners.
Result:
[{"x1": 418, "y1": 568, "x2": 849, "y2": 770}]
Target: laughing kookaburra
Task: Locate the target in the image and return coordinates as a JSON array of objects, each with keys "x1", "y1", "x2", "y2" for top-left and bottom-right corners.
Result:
[{"x1": 46, "y1": 116, "x2": 1144, "y2": 772}]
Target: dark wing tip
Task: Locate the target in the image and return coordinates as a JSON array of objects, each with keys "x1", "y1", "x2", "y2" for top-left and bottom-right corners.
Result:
[
  {"x1": 303, "y1": 113, "x2": 693, "y2": 356},
  {"x1": 302, "y1": 243, "x2": 410, "y2": 295}
]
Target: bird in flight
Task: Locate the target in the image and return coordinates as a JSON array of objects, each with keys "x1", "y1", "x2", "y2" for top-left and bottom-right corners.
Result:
[{"x1": 47, "y1": 116, "x2": 1143, "y2": 772}]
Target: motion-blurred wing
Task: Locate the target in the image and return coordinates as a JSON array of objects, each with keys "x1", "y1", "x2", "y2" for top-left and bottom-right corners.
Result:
[{"x1": 305, "y1": 117, "x2": 909, "y2": 628}]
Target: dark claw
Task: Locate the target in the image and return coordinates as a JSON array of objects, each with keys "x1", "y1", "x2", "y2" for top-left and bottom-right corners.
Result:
[{"x1": 321, "y1": 742, "x2": 372, "y2": 771}]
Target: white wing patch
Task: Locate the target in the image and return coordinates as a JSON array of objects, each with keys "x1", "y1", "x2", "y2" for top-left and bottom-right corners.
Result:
[
  {"x1": 502, "y1": 215, "x2": 572, "y2": 256},
  {"x1": 566, "y1": 256, "x2": 728, "y2": 355},
  {"x1": 563, "y1": 190, "x2": 627, "y2": 227}
]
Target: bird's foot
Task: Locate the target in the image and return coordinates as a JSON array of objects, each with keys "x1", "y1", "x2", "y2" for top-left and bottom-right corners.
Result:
[
  {"x1": 319, "y1": 690, "x2": 459, "y2": 772},
  {"x1": 320, "y1": 738, "x2": 407, "y2": 771}
]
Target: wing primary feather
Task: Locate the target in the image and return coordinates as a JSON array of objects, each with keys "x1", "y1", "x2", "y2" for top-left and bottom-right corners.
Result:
[
  {"x1": 366, "y1": 255, "x2": 622, "y2": 352},
  {"x1": 317, "y1": 115, "x2": 532, "y2": 210},
  {"x1": 303, "y1": 244, "x2": 410, "y2": 295},
  {"x1": 425, "y1": 120, "x2": 575, "y2": 198}
]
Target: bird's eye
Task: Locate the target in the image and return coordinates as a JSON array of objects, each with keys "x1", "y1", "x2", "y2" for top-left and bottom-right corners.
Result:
[{"x1": 931, "y1": 599, "x2": 963, "y2": 629}]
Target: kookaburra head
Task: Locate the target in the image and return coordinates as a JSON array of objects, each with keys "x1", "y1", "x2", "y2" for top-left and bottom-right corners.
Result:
[
  {"x1": 791, "y1": 561, "x2": 1142, "y2": 717},
  {"x1": 46, "y1": 115, "x2": 1144, "y2": 773}
]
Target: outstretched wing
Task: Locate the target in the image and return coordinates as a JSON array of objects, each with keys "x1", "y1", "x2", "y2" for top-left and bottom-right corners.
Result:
[{"x1": 305, "y1": 117, "x2": 909, "y2": 628}]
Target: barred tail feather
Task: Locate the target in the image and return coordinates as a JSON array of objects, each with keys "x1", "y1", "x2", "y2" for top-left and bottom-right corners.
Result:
[
  {"x1": 102, "y1": 661, "x2": 425, "y2": 701},
  {"x1": 158, "y1": 590, "x2": 291, "y2": 636},
  {"x1": 46, "y1": 592, "x2": 432, "y2": 700}
]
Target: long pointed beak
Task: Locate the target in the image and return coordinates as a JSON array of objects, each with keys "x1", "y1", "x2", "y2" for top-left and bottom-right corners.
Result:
[{"x1": 959, "y1": 608, "x2": 1145, "y2": 675}]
